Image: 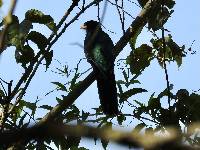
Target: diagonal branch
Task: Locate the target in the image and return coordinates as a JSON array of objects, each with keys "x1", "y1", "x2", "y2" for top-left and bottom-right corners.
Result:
[{"x1": 37, "y1": 0, "x2": 159, "y2": 126}]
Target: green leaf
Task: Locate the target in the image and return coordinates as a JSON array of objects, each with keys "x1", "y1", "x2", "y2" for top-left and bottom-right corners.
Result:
[
  {"x1": 19, "y1": 19, "x2": 33, "y2": 38},
  {"x1": 15, "y1": 45, "x2": 35, "y2": 67},
  {"x1": 129, "y1": 78, "x2": 141, "y2": 84},
  {"x1": 148, "y1": 97, "x2": 161, "y2": 110},
  {"x1": 65, "y1": 110, "x2": 79, "y2": 122},
  {"x1": 27, "y1": 31, "x2": 49, "y2": 50},
  {"x1": 101, "y1": 139, "x2": 108, "y2": 150},
  {"x1": 137, "y1": 0, "x2": 148, "y2": 7},
  {"x1": 142, "y1": 0, "x2": 175, "y2": 31},
  {"x1": 120, "y1": 88, "x2": 147, "y2": 100},
  {"x1": 116, "y1": 80, "x2": 126, "y2": 85},
  {"x1": 39, "y1": 105, "x2": 53, "y2": 110},
  {"x1": 12, "y1": 104, "x2": 23, "y2": 123},
  {"x1": 126, "y1": 44, "x2": 153, "y2": 75},
  {"x1": 129, "y1": 26, "x2": 143, "y2": 50},
  {"x1": 0, "y1": 89, "x2": 5, "y2": 97},
  {"x1": 56, "y1": 97, "x2": 63, "y2": 103},
  {"x1": 19, "y1": 100, "x2": 37, "y2": 115},
  {"x1": 117, "y1": 114, "x2": 126, "y2": 125},
  {"x1": 122, "y1": 70, "x2": 128, "y2": 83},
  {"x1": 25, "y1": 9, "x2": 56, "y2": 32},
  {"x1": 134, "y1": 100, "x2": 144, "y2": 107},
  {"x1": 82, "y1": 110, "x2": 90, "y2": 121},
  {"x1": 66, "y1": 136, "x2": 81, "y2": 150},
  {"x1": 51, "y1": 82, "x2": 67, "y2": 92},
  {"x1": 44, "y1": 50, "x2": 53, "y2": 69},
  {"x1": 164, "y1": 0, "x2": 176, "y2": 9},
  {"x1": 157, "y1": 84, "x2": 174, "y2": 99},
  {"x1": 5, "y1": 15, "x2": 20, "y2": 48},
  {"x1": 69, "y1": 73, "x2": 79, "y2": 91}
]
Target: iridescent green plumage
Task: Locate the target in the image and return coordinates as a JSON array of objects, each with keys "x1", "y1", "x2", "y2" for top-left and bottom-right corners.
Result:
[{"x1": 82, "y1": 20, "x2": 118, "y2": 115}]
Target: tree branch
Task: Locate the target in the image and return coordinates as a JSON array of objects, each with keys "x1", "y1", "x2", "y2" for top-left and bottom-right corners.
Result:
[{"x1": 0, "y1": 123, "x2": 194, "y2": 150}]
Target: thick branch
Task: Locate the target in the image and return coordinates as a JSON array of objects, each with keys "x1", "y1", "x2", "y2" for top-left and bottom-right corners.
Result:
[{"x1": 0, "y1": 123, "x2": 193, "y2": 150}]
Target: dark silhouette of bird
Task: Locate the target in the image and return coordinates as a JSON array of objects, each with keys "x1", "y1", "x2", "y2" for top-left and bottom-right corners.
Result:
[{"x1": 81, "y1": 20, "x2": 119, "y2": 115}]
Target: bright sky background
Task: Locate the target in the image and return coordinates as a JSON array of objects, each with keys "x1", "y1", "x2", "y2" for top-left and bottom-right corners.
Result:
[{"x1": 0, "y1": 0, "x2": 200, "y2": 149}]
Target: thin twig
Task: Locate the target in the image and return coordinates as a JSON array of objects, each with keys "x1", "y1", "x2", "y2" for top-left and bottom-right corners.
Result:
[
  {"x1": 121, "y1": 0, "x2": 125, "y2": 34},
  {"x1": 115, "y1": 0, "x2": 125, "y2": 33},
  {"x1": 161, "y1": 3, "x2": 171, "y2": 108},
  {"x1": 107, "y1": 0, "x2": 135, "y2": 19},
  {"x1": 48, "y1": 0, "x2": 81, "y2": 42}
]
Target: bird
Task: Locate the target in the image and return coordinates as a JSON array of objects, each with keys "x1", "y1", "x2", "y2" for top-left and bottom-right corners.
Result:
[{"x1": 81, "y1": 20, "x2": 119, "y2": 115}]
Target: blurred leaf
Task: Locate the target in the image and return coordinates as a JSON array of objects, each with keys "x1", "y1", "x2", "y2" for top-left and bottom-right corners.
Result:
[
  {"x1": 101, "y1": 122, "x2": 112, "y2": 150},
  {"x1": 0, "y1": 0, "x2": 2, "y2": 7},
  {"x1": 132, "y1": 123, "x2": 146, "y2": 134},
  {"x1": 5, "y1": 15, "x2": 20, "y2": 49},
  {"x1": 25, "y1": 9, "x2": 56, "y2": 32}
]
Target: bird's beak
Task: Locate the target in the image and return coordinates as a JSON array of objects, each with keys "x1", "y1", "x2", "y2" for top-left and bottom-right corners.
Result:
[{"x1": 80, "y1": 24, "x2": 87, "y2": 29}]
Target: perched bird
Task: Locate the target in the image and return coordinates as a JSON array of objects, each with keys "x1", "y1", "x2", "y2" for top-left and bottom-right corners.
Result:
[{"x1": 81, "y1": 20, "x2": 119, "y2": 115}]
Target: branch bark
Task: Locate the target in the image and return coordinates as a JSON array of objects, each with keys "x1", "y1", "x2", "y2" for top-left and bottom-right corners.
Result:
[{"x1": 0, "y1": 123, "x2": 193, "y2": 150}]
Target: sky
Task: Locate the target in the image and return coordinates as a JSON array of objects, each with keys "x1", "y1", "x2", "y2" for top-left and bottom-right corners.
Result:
[{"x1": 0, "y1": 0, "x2": 200, "y2": 149}]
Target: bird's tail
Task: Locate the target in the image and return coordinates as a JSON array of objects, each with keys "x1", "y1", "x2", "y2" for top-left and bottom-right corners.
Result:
[{"x1": 96, "y1": 68, "x2": 119, "y2": 115}]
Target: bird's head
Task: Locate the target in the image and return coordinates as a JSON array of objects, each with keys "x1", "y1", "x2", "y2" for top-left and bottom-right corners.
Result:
[{"x1": 80, "y1": 20, "x2": 101, "y2": 32}]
